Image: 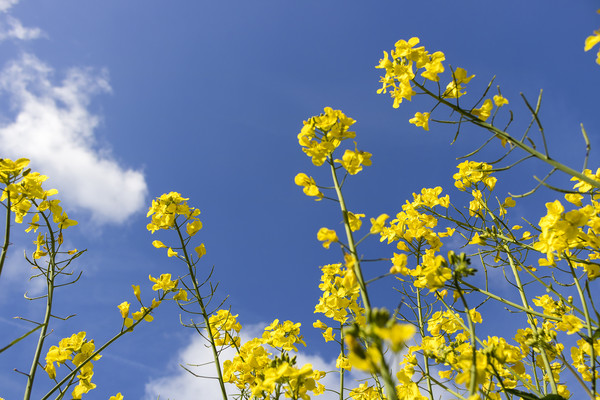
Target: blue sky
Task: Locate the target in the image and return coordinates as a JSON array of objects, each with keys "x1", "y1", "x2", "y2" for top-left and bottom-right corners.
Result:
[{"x1": 0, "y1": 1, "x2": 599, "y2": 399}]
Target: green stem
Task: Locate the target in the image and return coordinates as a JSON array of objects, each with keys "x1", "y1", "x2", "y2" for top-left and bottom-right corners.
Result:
[
  {"x1": 24, "y1": 212, "x2": 57, "y2": 400},
  {"x1": 339, "y1": 325, "x2": 345, "y2": 400},
  {"x1": 0, "y1": 192, "x2": 11, "y2": 281},
  {"x1": 413, "y1": 80, "x2": 600, "y2": 190},
  {"x1": 568, "y1": 260, "x2": 597, "y2": 398},
  {"x1": 327, "y1": 156, "x2": 371, "y2": 313},
  {"x1": 416, "y1": 289, "x2": 435, "y2": 400},
  {"x1": 504, "y1": 245, "x2": 558, "y2": 395},
  {"x1": 175, "y1": 223, "x2": 228, "y2": 400},
  {"x1": 454, "y1": 277, "x2": 478, "y2": 396},
  {"x1": 458, "y1": 280, "x2": 561, "y2": 322}
]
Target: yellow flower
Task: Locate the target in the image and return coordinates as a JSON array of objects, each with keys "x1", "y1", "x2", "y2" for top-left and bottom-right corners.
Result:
[
  {"x1": 369, "y1": 214, "x2": 389, "y2": 234},
  {"x1": 390, "y1": 253, "x2": 408, "y2": 274},
  {"x1": 195, "y1": 243, "x2": 206, "y2": 258},
  {"x1": 336, "y1": 144, "x2": 372, "y2": 175},
  {"x1": 317, "y1": 227, "x2": 338, "y2": 249},
  {"x1": 443, "y1": 67, "x2": 475, "y2": 98},
  {"x1": 117, "y1": 302, "x2": 130, "y2": 319},
  {"x1": 294, "y1": 173, "x2": 323, "y2": 200},
  {"x1": 167, "y1": 247, "x2": 178, "y2": 257},
  {"x1": 493, "y1": 94, "x2": 509, "y2": 107},
  {"x1": 148, "y1": 274, "x2": 178, "y2": 292},
  {"x1": 173, "y1": 289, "x2": 188, "y2": 301},
  {"x1": 557, "y1": 314, "x2": 583, "y2": 334},
  {"x1": 109, "y1": 394, "x2": 124, "y2": 400},
  {"x1": 469, "y1": 232, "x2": 484, "y2": 245},
  {"x1": 347, "y1": 211, "x2": 365, "y2": 232},
  {"x1": 132, "y1": 307, "x2": 153, "y2": 322},
  {"x1": 132, "y1": 285, "x2": 141, "y2": 302},
  {"x1": 472, "y1": 99, "x2": 493, "y2": 121},
  {"x1": 186, "y1": 219, "x2": 203, "y2": 236},
  {"x1": 585, "y1": 29, "x2": 600, "y2": 65},
  {"x1": 152, "y1": 240, "x2": 167, "y2": 249},
  {"x1": 409, "y1": 112, "x2": 430, "y2": 131}
]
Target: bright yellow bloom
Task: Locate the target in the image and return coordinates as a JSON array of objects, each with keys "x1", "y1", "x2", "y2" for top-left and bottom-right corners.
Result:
[
  {"x1": 195, "y1": 243, "x2": 206, "y2": 258},
  {"x1": 298, "y1": 107, "x2": 356, "y2": 166},
  {"x1": 117, "y1": 302, "x2": 130, "y2": 319},
  {"x1": 147, "y1": 192, "x2": 201, "y2": 233},
  {"x1": 472, "y1": 99, "x2": 493, "y2": 121},
  {"x1": 132, "y1": 285, "x2": 141, "y2": 302},
  {"x1": 409, "y1": 112, "x2": 430, "y2": 131},
  {"x1": 493, "y1": 94, "x2": 509, "y2": 107},
  {"x1": 149, "y1": 274, "x2": 178, "y2": 292},
  {"x1": 317, "y1": 227, "x2": 338, "y2": 249},
  {"x1": 369, "y1": 214, "x2": 389, "y2": 234},
  {"x1": 421, "y1": 51, "x2": 446, "y2": 81},
  {"x1": 453, "y1": 160, "x2": 496, "y2": 191},
  {"x1": 390, "y1": 252, "x2": 408, "y2": 274},
  {"x1": 152, "y1": 240, "x2": 167, "y2": 249},
  {"x1": 347, "y1": 211, "x2": 365, "y2": 232},
  {"x1": 336, "y1": 144, "x2": 372, "y2": 175},
  {"x1": 469, "y1": 232, "x2": 484, "y2": 245},
  {"x1": 109, "y1": 394, "x2": 124, "y2": 400},
  {"x1": 443, "y1": 67, "x2": 474, "y2": 98},
  {"x1": 565, "y1": 193, "x2": 583, "y2": 206},
  {"x1": 173, "y1": 289, "x2": 188, "y2": 301},
  {"x1": 186, "y1": 219, "x2": 203, "y2": 236},
  {"x1": 132, "y1": 307, "x2": 153, "y2": 322},
  {"x1": 557, "y1": 314, "x2": 584, "y2": 334},
  {"x1": 294, "y1": 173, "x2": 323, "y2": 200},
  {"x1": 571, "y1": 168, "x2": 600, "y2": 193},
  {"x1": 585, "y1": 28, "x2": 600, "y2": 65}
]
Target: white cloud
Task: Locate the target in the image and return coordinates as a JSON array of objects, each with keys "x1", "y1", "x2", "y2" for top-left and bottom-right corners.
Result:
[
  {"x1": 0, "y1": 0, "x2": 44, "y2": 42},
  {"x1": 0, "y1": 0, "x2": 19, "y2": 13},
  {"x1": 0, "y1": 15, "x2": 43, "y2": 41},
  {"x1": 0, "y1": 53, "x2": 148, "y2": 224}
]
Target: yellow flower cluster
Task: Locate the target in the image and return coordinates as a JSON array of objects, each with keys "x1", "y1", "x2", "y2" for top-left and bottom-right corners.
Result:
[
  {"x1": 222, "y1": 319, "x2": 325, "y2": 399},
  {"x1": 0, "y1": 158, "x2": 76, "y2": 229},
  {"x1": 453, "y1": 161, "x2": 497, "y2": 191},
  {"x1": 571, "y1": 337, "x2": 600, "y2": 382},
  {"x1": 532, "y1": 194, "x2": 600, "y2": 279},
  {"x1": 147, "y1": 192, "x2": 206, "y2": 260},
  {"x1": 375, "y1": 37, "x2": 446, "y2": 108},
  {"x1": 298, "y1": 107, "x2": 356, "y2": 166},
  {"x1": 44, "y1": 332, "x2": 102, "y2": 399},
  {"x1": 377, "y1": 187, "x2": 455, "y2": 290},
  {"x1": 208, "y1": 309, "x2": 241, "y2": 346},
  {"x1": 146, "y1": 191, "x2": 201, "y2": 233},
  {"x1": 376, "y1": 38, "x2": 511, "y2": 133},
  {"x1": 314, "y1": 263, "x2": 363, "y2": 326}
]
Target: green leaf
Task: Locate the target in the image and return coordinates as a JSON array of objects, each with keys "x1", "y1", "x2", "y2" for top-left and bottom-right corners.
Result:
[
  {"x1": 505, "y1": 389, "x2": 541, "y2": 400},
  {"x1": 540, "y1": 395, "x2": 568, "y2": 400}
]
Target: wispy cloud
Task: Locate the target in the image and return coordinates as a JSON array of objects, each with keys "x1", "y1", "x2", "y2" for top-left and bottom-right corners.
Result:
[
  {"x1": 0, "y1": 15, "x2": 43, "y2": 41},
  {"x1": 0, "y1": 0, "x2": 19, "y2": 13},
  {"x1": 0, "y1": 0, "x2": 44, "y2": 41},
  {"x1": 0, "y1": 53, "x2": 148, "y2": 224}
]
